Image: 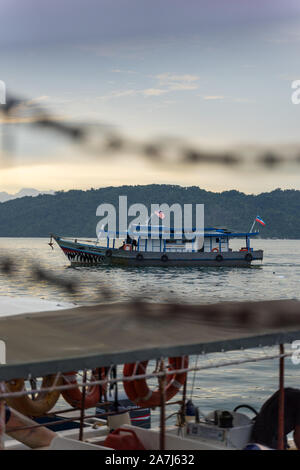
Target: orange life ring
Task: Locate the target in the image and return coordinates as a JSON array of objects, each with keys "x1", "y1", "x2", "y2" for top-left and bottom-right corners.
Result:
[
  {"x1": 211, "y1": 248, "x2": 219, "y2": 253},
  {"x1": 123, "y1": 357, "x2": 188, "y2": 407},
  {"x1": 62, "y1": 368, "x2": 106, "y2": 409},
  {"x1": 5, "y1": 375, "x2": 63, "y2": 417}
]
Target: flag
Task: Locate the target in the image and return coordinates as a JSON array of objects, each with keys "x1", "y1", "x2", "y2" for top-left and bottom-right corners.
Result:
[
  {"x1": 255, "y1": 215, "x2": 266, "y2": 226},
  {"x1": 155, "y1": 210, "x2": 165, "y2": 220}
]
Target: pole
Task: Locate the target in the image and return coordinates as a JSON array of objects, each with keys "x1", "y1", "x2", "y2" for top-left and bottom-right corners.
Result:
[
  {"x1": 277, "y1": 344, "x2": 285, "y2": 450},
  {"x1": 159, "y1": 360, "x2": 166, "y2": 451},
  {"x1": 180, "y1": 372, "x2": 188, "y2": 427},
  {"x1": 0, "y1": 383, "x2": 6, "y2": 450}
]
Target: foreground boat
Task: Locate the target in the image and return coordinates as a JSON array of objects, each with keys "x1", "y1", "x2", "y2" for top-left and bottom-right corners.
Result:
[
  {"x1": 51, "y1": 225, "x2": 263, "y2": 267},
  {"x1": 0, "y1": 299, "x2": 298, "y2": 450}
]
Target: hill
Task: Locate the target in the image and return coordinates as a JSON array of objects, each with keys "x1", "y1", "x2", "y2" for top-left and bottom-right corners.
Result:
[
  {"x1": 0, "y1": 188, "x2": 54, "y2": 203},
  {"x1": 0, "y1": 185, "x2": 299, "y2": 238}
]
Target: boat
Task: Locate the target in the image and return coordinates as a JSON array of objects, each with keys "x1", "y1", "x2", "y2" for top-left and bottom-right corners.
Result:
[
  {"x1": 51, "y1": 225, "x2": 263, "y2": 267},
  {"x1": 0, "y1": 299, "x2": 298, "y2": 450}
]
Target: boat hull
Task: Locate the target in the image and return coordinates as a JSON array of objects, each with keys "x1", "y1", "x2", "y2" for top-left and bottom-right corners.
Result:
[{"x1": 54, "y1": 237, "x2": 263, "y2": 267}]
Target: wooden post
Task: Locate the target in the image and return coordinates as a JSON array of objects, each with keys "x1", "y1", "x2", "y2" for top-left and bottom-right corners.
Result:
[
  {"x1": 277, "y1": 344, "x2": 285, "y2": 450},
  {"x1": 180, "y1": 372, "x2": 188, "y2": 427},
  {"x1": 0, "y1": 383, "x2": 6, "y2": 450}
]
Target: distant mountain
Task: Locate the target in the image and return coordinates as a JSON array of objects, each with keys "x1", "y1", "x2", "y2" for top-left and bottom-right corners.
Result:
[
  {"x1": 0, "y1": 184, "x2": 299, "y2": 238},
  {"x1": 0, "y1": 188, "x2": 55, "y2": 203}
]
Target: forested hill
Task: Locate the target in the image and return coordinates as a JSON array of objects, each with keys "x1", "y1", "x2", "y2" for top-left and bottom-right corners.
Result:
[{"x1": 0, "y1": 185, "x2": 299, "y2": 238}]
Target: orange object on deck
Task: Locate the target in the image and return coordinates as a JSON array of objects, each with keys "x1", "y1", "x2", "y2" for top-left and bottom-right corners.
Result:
[
  {"x1": 103, "y1": 427, "x2": 146, "y2": 450},
  {"x1": 123, "y1": 244, "x2": 132, "y2": 251}
]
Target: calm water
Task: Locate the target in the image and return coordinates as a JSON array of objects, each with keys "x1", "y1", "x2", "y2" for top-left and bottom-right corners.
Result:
[{"x1": 1, "y1": 238, "x2": 300, "y2": 421}]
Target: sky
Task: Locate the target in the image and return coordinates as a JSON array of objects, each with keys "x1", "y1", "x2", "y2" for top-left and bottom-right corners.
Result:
[{"x1": 1, "y1": 0, "x2": 300, "y2": 194}]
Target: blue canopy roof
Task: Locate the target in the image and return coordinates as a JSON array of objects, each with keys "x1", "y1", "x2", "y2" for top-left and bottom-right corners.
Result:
[{"x1": 97, "y1": 225, "x2": 259, "y2": 239}]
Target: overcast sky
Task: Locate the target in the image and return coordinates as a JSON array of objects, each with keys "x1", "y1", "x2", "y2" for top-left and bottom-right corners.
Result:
[{"x1": 1, "y1": 0, "x2": 300, "y2": 194}]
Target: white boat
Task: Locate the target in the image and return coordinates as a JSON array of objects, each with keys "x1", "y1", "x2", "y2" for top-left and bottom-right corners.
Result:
[
  {"x1": 52, "y1": 225, "x2": 263, "y2": 267},
  {"x1": 1, "y1": 299, "x2": 298, "y2": 451}
]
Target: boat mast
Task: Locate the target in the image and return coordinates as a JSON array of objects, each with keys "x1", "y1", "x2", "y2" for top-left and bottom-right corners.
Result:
[{"x1": 249, "y1": 218, "x2": 256, "y2": 233}]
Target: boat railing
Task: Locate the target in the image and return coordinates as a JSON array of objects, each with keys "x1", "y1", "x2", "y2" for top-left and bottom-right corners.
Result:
[
  {"x1": 165, "y1": 247, "x2": 187, "y2": 252},
  {"x1": 0, "y1": 346, "x2": 290, "y2": 450},
  {"x1": 59, "y1": 236, "x2": 98, "y2": 244}
]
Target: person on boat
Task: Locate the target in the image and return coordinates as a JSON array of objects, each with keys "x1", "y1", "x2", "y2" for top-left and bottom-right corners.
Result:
[
  {"x1": 119, "y1": 241, "x2": 126, "y2": 250},
  {"x1": 4, "y1": 404, "x2": 56, "y2": 448},
  {"x1": 126, "y1": 234, "x2": 133, "y2": 246},
  {"x1": 251, "y1": 388, "x2": 300, "y2": 449},
  {"x1": 122, "y1": 234, "x2": 137, "y2": 250}
]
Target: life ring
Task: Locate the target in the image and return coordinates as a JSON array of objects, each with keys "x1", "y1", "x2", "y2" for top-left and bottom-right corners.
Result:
[
  {"x1": 161, "y1": 254, "x2": 168, "y2": 263},
  {"x1": 62, "y1": 369, "x2": 106, "y2": 409},
  {"x1": 5, "y1": 375, "x2": 63, "y2": 417},
  {"x1": 136, "y1": 253, "x2": 144, "y2": 261},
  {"x1": 240, "y1": 248, "x2": 248, "y2": 252},
  {"x1": 211, "y1": 248, "x2": 219, "y2": 253},
  {"x1": 123, "y1": 244, "x2": 132, "y2": 251},
  {"x1": 106, "y1": 249, "x2": 112, "y2": 257},
  {"x1": 245, "y1": 253, "x2": 253, "y2": 262},
  {"x1": 123, "y1": 356, "x2": 188, "y2": 407},
  {"x1": 216, "y1": 254, "x2": 223, "y2": 262}
]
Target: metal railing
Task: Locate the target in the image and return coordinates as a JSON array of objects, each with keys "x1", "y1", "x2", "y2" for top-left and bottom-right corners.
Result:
[{"x1": 0, "y1": 346, "x2": 290, "y2": 450}]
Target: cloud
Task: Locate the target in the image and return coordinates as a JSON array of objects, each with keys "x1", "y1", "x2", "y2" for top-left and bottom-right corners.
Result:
[
  {"x1": 99, "y1": 88, "x2": 168, "y2": 99},
  {"x1": 25, "y1": 95, "x2": 50, "y2": 104},
  {"x1": 111, "y1": 69, "x2": 137, "y2": 74},
  {"x1": 265, "y1": 30, "x2": 300, "y2": 44},
  {"x1": 155, "y1": 73, "x2": 200, "y2": 91},
  {"x1": 169, "y1": 83, "x2": 198, "y2": 91},
  {"x1": 202, "y1": 95, "x2": 225, "y2": 100},
  {"x1": 110, "y1": 90, "x2": 136, "y2": 98},
  {"x1": 142, "y1": 88, "x2": 168, "y2": 96},
  {"x1": 143, "y1": 73, "x2": 199, "y2": 95},
  {"x1": 233, "y1": 97, "x2": 254, "y2": 103},
  {"x1": 98, "y1": 89, "x2": 137, "y2": 100},
  {"x1": 156, "y1": 73, "x2": 199, "y2": 83},
  {"x1": 98, "y1": 71, "x2": 200, "y2": 101},
  {"x1": 200, "y1": 95, "x2": 254, "y2": 104}
]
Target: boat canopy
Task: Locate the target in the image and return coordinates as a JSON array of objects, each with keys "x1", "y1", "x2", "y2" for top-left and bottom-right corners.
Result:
[{"x1": 0, "y1": 299, "x2": 298, "y2": 381}]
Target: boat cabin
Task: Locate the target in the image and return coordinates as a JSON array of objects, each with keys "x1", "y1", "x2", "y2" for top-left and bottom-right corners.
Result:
[{"x1": 101, "y1": 225, "x2": 259, "y2": 253}]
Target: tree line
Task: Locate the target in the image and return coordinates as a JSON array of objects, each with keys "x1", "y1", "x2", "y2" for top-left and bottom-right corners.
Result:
[{"x1": 0, "y1": 185, "x2": 298, "y2": 238}]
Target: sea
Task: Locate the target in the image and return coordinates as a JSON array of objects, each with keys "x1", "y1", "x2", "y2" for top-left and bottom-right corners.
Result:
[{"x1": 1, "y1": 237, "x2": 300, "y2": 425}]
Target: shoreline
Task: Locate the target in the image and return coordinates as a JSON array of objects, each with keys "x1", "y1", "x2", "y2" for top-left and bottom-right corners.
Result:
[{"x1": 0, "y1": 295, "x2": 77, "y2": 319}]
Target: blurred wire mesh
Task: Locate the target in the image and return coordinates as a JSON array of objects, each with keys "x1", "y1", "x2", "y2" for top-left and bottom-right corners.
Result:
[
  {"x1": 1, "y1": 93, "x2": 300, "y2": 171},
  {"x1": 0, "y1": 91, "x2": 299, "y2": 301}
]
